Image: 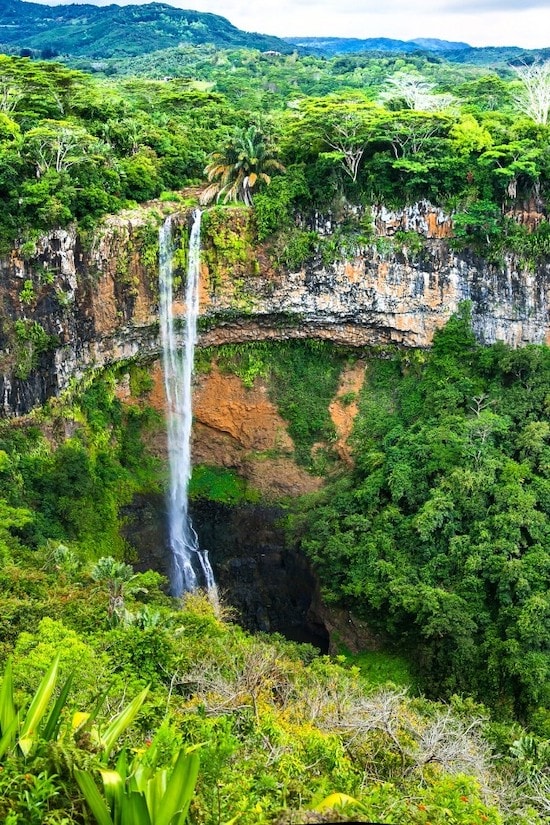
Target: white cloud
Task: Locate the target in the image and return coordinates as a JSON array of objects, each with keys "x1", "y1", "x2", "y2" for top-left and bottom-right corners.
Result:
[
  {"x1": 24, "y1": 0, "x2": 550, "y2": 48},
  {"x1": 447, "y1": 0, "x2": 550, "y2": 9}
]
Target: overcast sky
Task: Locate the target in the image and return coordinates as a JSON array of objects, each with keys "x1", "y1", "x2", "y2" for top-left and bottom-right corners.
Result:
[{"x1": 26, "y1": 0, "x2": 550, "y2": 49}]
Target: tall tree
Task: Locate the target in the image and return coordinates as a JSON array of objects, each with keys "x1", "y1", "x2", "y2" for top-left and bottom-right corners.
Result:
[
  {"x1": 513, "y1": 61, "x2": 550, "y2": 126},
  {"x1": 200, "y1": 124, "x2": 284, "y2": 206},
  {"x1": 380, "y1": 72, "x2": 456, "y2": 112}
]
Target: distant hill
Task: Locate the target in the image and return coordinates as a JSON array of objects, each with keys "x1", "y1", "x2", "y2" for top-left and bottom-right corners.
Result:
[
  {"x1": 0, "y1": 0, "x2": 293, "y2": 58},
  {"x1": 2, "y1": 1, "x2": 547, "y2": 66},
  {"x1": 283, "y1": 36, "x2": 471, "y2": 55},
  {"x1": 283, "y1": 35, "x2": 548, "y2": 66},
  {"x1": 443, "y1": 45, "x2": 550, "y2": 66},
  {"x1": 411, "y1": 38, "x2": 470, "y2": 52}
]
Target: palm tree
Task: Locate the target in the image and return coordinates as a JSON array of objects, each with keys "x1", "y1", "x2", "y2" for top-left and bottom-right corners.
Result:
[
  {"x1": 200, "y1": 124, "x2": 284, "y2": 207},
  {"x1": 91, "y1": 556, "x2": 145, "y2": 623}
]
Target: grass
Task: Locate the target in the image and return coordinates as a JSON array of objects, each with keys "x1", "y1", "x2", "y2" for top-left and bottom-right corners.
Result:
[{"x1": 342, "y1": 648, "x2": 417, "y2": 691}]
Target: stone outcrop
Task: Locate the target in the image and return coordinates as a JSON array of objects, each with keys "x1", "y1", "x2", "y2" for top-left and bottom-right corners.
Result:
[
  {"x1": 1, "y1": 200, "x2": 549, "y2": 416},
  {"x1": 139, "y1": 360, "x2": 323, "y2": 498}
]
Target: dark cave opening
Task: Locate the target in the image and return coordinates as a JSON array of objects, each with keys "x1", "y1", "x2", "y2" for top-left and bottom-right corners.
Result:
[{"x1": 125, "y1": 493, "x2": 330, "y2": 653}]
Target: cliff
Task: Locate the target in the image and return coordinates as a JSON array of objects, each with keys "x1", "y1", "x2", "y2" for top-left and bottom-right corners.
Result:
[{"x1": 1, "y1": 200, "x2": 548, "y2": 416}]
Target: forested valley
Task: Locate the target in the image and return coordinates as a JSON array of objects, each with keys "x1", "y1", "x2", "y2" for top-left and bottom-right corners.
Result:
[{"x1": 0, "y1": 14, "x2": 549, "y2": 824}]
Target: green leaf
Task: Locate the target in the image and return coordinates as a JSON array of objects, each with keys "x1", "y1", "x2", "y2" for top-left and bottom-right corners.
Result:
[
  {"x1": 43, "y1": 672, "x2": 73, "y2": 741},
  {"x1": 100, "y1": 769, "x2": 124, "y2": 822},
  {"x1": 115, "y1": 749, "x2": 130, "y2": 784},
  {"x1": 19, "y1": 654, "x2": 60, "y2": 755},
  {"x1": 100, "y1": 685, "x2": 149, "y2": 758},
  {"x1": 142, "y1": 767, "x2": 167, "y2": 818},
  {"x1": 156, "y1": 749, "x2": 200, "y2": 825},
  {"x1": 0, "y1": 714, "x2": 19, "y2": 760},
  {"x1": 0, "y1": 658, "x2": 16, "y2": 736},
  {"x1": 74, "y1": 769, "x2": 114, "y2": 825},
  {"x1": 121, "y1": 791, "x2": 151, "y2": 825},
  {"x1": 131, "y1": 762, "x2": 155, "y2": 795}
]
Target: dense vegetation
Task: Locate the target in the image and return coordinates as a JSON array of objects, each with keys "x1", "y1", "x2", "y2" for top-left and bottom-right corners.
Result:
[
  {"x1": 0, "y1": 0, "x2": 291, "y2": 58},
  {"x1": 1, "y1": 7, "x2": 550, "y2": 822},
  {"x1": 0, "y1": 45, "x2": 549, "y2": 264},
  {"x1": 0, "y1": 364, "x2": 548, "y2": 825},
  {"x1": 290, "y1": 309, "x2": 550, "y2": 728}
]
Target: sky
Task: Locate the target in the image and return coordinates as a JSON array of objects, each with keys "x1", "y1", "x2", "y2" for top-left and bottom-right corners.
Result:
[{"x1": 24, "y1": 0, "x2": 550, "y2": 49}]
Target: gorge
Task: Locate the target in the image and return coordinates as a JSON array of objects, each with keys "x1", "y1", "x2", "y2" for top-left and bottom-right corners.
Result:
[
  {"x1": 1, "y1": 26, "x2": 549, "y2": 823},
  {"x1": 2, "y1": 199, "x2": 548, "y2": 650}
]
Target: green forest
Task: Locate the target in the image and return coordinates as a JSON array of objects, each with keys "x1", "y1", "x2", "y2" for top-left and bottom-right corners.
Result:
[
  {"x1": 0, "y1": 13, "x2": 549, "y2": 825},
  {"x1": 1, "y1": 49, "x2": 549, "y2": 262}
]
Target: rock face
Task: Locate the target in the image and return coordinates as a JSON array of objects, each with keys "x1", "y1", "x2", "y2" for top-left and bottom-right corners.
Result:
[
  {"x1": 123, "y1": 492, "x2": 330, "y2": 649},
  {"x1": 0, "y1": 211, "x2": 160, "y2": 415},
  {"x1": 133, "y1": 359, "x2": 323, "y2": 498},
  {"x1": 192, "y1": 365, "x2": 323, "y2": 498},
  {"x1": 6, "y1": 200, "x2": 544, "y2": 650},
  {"x1": 1, "y1": 200, "x2": 549, "y2": 416}
]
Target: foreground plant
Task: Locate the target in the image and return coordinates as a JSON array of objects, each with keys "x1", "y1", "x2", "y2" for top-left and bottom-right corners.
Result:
[
  {"x1": 0, "y1": 655, "x2": 70, "y2": 759},
  {"x1": 0, "y1": 656, "x2": 154, "y2": 822},
  {"x1": 0, "y1": 654, "x2": 150, "y2": 760},
  {"x1": 75, "y1": 737, "x2": 200, "y2": 825}
]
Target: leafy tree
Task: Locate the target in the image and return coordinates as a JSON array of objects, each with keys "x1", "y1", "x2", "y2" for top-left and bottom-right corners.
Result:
[
  {"x1": 22, "y1": 120, "x2": 99, "y2": 176},
  {"x1": 451, "y1": 199, "x2": 503, "y2": 249},
  {"x1": 200, "y1": 124, "x2": 284, "y2": 206},
  {"x1": 479, "y1": 132, "x2": 542, "y2": 200},
  {"x1": 380, "y1": 71, "x2": 456, "y2": 112},
  {"x1": 287, "y1": 95, "x2": 381, "y2": 183},
  {"x1": 457, "y1": 74, "x2": 515, "y2": 113}
]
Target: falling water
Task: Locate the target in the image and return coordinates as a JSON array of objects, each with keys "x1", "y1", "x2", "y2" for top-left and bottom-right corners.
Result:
[{"x1": 159, "y1": 210, "x2": 216, "y2": 597}]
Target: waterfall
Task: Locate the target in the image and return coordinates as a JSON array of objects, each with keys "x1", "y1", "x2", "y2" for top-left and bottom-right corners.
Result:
[{"x1": 159, "y1": 210, "x2": 216, "y2": 597}]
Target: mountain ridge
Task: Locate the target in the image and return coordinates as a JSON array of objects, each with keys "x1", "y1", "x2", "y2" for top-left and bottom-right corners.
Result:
[
  {"x1": 0, "y1": 0, "x2": 293, "y2": 57},
  {"x1": 283, "y1": 35, "x2": 472, "y2": 54},
  {"x1": 1, "y1": 1, "x2": 548, "y2": 64}
]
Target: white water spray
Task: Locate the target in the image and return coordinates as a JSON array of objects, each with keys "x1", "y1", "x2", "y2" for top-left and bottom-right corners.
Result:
[{"x1": 159, "y1": 210, "x2": 216, "y2": 597}]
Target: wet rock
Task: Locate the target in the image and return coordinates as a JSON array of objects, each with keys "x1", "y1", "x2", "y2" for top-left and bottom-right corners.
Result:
[{"x1": 124, "y1": 493, "x2": 330, "y2": 651}]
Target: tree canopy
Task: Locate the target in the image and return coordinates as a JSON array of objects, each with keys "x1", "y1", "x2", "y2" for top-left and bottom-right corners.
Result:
[{"x1": 294, "y1": 308, "x2": 550, "y2": 719}]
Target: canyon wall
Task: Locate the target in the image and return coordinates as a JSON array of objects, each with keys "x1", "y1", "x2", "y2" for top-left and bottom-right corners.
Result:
[{"x1": 1, "y1": 201, "x2": 548, "y2": 416}]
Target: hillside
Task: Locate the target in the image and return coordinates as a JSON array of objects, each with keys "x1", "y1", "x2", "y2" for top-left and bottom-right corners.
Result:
[
  {"x1": 0, "y1": 0, "x2": 292, "y2": 57},
  {"x1": 2, "y1": 1, "x2": 548, "y2": 65},
  {"x1": 283, "y1": 34, "x2": 548, "y2": 66},
  {"x1": 0, "y1": 21, "x2": 549, "y2": 822},
  {"x1": 283, "y1": 35, "x2": 470, "y2": 54}
]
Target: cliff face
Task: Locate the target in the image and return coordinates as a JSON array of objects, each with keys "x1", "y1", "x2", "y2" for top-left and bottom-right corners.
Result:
[{"x1": 1, "y1": 201, "x2": 548, "y2": 416}]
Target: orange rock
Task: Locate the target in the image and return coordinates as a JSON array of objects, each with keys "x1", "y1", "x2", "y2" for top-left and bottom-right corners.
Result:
[{"x1": 329, "y1": 361, "x2": 366, "y2": 464}]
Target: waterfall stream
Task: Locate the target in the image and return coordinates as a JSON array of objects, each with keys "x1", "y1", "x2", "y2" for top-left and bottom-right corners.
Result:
[{"x1": 159, "y1": 210, "x2": 216, "y2": 597}]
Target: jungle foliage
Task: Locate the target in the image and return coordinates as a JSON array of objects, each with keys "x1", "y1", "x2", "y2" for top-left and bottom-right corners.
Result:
[
  {"x1": 0, "y1": 48, "x2": 549, "y2": 262},
  {"x1": 293, "y1": 307, "x2": 550, "y2": 724},
  {"x1": 1, "y1": 27, "x2": 550, "y2": 825},
  {"x1": 0, "y1": 343, "x2": 548, "y2": 824}
]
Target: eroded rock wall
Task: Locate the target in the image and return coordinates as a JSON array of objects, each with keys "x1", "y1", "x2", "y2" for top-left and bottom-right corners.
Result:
[
  {"x1": 200, "y1": 203, "x2": 549, "y2": 350},
  {"x1": 1, "y1": 201, "x2": 549, "y2": 416},
  {"x1": 135, "y1": 359, "x2": 323, "y2": 498}
]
